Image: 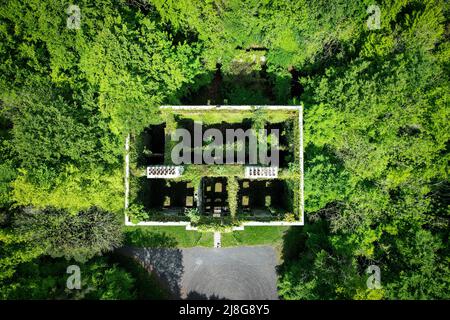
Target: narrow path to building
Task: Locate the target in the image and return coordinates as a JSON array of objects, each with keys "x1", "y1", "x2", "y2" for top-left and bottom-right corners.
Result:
[{"x1": 213, "y1": 232, "x2": 221, "y2": 248}]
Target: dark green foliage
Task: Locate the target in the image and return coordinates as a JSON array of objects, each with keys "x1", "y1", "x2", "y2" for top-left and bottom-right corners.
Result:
[
  {"x1": 109, "y1": 253, "x2": 171, "y2": 299},
  {"x1": 0, "y1": 256, "x2": 136, "y2": 300},
  {"x1": 278, "y1": 222, "x2": 366, "y2": 300},
  {"x1": 13, "y1": 207, "x2": 123, "y2": 262},
  {"x1": 278, "y1": 0, "x2": 449, "y2": 300}
]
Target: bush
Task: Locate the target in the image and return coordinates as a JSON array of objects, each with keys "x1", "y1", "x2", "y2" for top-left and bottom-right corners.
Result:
[
  {"x1": 227, "y1": 177, "x2": 239, "y2": 218},
  {"x1": 0, "y1": 256, "x2": 137, "y2": 300},
  {"x1": 127, "y1": 204, "x2": 149, "y2": 224},
  {"x1": 195, "y1": 217, "x2": 241, "y2": 232},
  {"x1": 13, "y1": 207, "x2": 123, "y2": 263},
  {"x1": 284, "y1": 213, "x2": 296, "y2": 222},
  {"x1": 185, "y1": 208, "x2": 201, "y2": 224}
]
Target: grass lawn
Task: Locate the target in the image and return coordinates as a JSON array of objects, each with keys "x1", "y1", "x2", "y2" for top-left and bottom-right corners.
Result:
[
  {"x1": 124, "y1": 226, "x2": 292, "y2": 251},
  {"x1": 221, "y1": 226, "x2": 290, "y2": 247},
  {"x1": 124, "y1": 226, "x2": 213, "y2": 248}
]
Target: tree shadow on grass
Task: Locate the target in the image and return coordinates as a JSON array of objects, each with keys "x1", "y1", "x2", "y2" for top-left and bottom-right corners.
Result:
[
  {"x1": 119, "y1": 229, "x2": 185, "y2": 298},
  {"x1": 276, "y1": 219, "x2": 333, "y2": 280},
  {"x1": 279, "y1": 226, "x2": 307, "y2": 263},
  {"x1": 123, "y1": 228, "x2": 178, "y2": 248}
]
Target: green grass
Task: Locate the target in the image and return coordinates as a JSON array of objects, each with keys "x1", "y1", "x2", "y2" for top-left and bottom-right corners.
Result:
[
  {"x1": 175, "y1": 110, "x2": 255, "y2": 124},
  {"x1": 124, "y1": 226, "x2": 213, "y2": 248},
  {"x1": 221, "y1": 226, "x2": 290, "y2": 247},
  {"x1": 124, "y1": 226, "x2": 291, "y2": 250}
]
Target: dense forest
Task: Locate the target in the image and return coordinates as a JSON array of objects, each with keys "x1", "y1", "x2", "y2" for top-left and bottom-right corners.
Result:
[{"x1": 0, "y1": 0, "x2": 449, "y2": 299}]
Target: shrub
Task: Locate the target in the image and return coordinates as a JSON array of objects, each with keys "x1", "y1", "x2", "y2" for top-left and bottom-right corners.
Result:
[
  {"x1": 195, "y1": 216, "x2": 241, "y2": 232},
  {"x1": 227, "y1": 177, "x2": 239, "y2": 218},
  {"x1": 185, "y1": 208, "x2": 201, "y2": 224},
  {"x1": 127, "y1": 204, "x2": 149, "y2": 224},
  {"x1": 13, "y1": 206, "x2": 123, "y2": 263},
  {"x1": 284, "y1": 213, "x2": 296, "y2": 222}
]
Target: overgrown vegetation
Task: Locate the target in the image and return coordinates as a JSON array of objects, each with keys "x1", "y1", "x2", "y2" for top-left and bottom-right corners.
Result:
[
  {"x1": 128, "y1": 108, "x2": 302, "y2": 223},
  {"x1": 227, "y1": 177, "x2": 239, "y2": 218}
]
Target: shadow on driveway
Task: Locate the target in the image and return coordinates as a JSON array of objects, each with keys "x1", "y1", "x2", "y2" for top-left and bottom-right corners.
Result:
[{"x1": 118, "y1": 246, "x2": 278, "y2": 300}]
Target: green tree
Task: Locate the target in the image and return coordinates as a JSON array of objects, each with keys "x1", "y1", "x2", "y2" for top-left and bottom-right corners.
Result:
[
  {"x1": 0, "y1": 257, "x2": 136, "y2": 300},
  {"x1": 13, "y1": 207, "x2": 123, "y2": 262}
]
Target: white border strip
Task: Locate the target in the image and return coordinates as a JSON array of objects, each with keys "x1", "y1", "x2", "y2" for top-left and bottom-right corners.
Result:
[
  {"x1": 160, "y1": 105, "x2": 301, "y2": 111},
  {"x1": 124, "y1": 105, "x2": 305, "y2": 228}
]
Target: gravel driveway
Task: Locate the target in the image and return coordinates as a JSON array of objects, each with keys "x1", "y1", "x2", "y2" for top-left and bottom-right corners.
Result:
[{"x1": 119, "y1": 246, "x2": 279, "y2": 300}]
